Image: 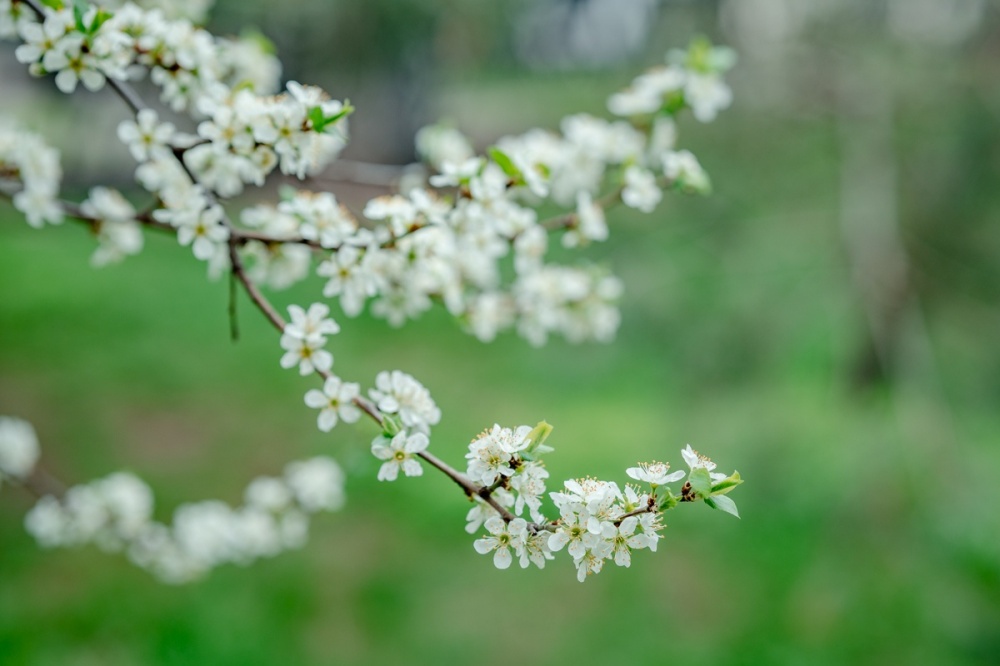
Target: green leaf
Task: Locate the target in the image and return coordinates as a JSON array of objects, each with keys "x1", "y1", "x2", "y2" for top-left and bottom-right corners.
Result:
[
  {"x1": 661, "y1": 90, "x2": 687, "y2": 116},
  {"x1": 308, "y1": 103, "x2": 354, "y2": 133},
  {"x1": 73, "y1": 0, "x2": 87, "y2": 33},
  {"x1": 659, "y1": 491, "x2": 679, "y2": 511},
  {"x1": 240, "y1": 28, "x2": 277, "y2": 56},
  {"x1": 381, "y1": 414, "x2": 402, "y2": 438},
  {"x1": 90, "y1": 9, "x2": 113, "y2": 33},
  {"x1": 40, "y1": 0, "x2": 65, "y2": 10},
  {"x1": 688, "y1": 467, "x2": 713, "y2": 498},
  {"x1": 488, "y1": 147, "x2": 522, "y2": 181},
  {"x1": 524, "y1": 421, "x2": 553, "y2": 455},
  {"x1": 706, "y1": 494, "x2": 740, "y2": 519},
  {"x1": 710, "y1": 471, "x2": 742, "y2": 496}
]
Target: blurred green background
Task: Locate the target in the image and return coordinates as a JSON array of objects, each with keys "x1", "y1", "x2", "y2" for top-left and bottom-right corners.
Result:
[{"x1": 2, "y1": 0, "x2": 1000, "y2": 664}]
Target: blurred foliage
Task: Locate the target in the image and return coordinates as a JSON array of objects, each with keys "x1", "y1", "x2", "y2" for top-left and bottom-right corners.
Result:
[{"x1": 2, "y1": 0, "x2": 1000, "y2": 664}]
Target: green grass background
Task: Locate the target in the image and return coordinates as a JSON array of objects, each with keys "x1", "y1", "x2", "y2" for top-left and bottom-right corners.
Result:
[{"x1": 2, "y1": 16, "x2": 1000, "y2": 666}]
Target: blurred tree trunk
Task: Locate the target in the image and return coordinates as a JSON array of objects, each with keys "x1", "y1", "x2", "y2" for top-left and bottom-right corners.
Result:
[{"x1": 836, "y1": 67, "x2": 913, "y2": 388}]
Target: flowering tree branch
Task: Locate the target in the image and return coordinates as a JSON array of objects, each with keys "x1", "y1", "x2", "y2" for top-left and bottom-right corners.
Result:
[{"x1": 0, "y1": 0, "x2": 743, "y2": 583}]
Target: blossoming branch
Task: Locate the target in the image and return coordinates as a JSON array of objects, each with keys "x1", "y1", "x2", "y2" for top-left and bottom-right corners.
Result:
[{"x1": 0, "y1": 0, "x2": 743, "y2": 583}]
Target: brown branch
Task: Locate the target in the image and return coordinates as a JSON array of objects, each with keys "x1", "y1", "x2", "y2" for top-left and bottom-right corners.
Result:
[
  {"x1": 227, "y1": 237, "x2": 287, "y2": 332},
  {"x1": 538, "y1": 185, "x2": 624, "y2": 232},
  {"x1": 14, "y1": 467, "x2": 67, "y2": 499}
]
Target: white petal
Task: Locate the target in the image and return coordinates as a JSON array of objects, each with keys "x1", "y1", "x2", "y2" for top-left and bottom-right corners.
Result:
[
  {"x1": 401, "y1": 458, "x2": 423, "y2": 477},
  {"x1": 304, "y1": 389, "x2": 327, "y2": 408},
  {"x1": 547, "y1": 531, "x2": 568, "y2": 552},
  {"x1": 665, "y1": 470, "x2": 686, "y2": 483},
  {"x1": 404, "y1": 432, "x2": 429, "y2": 454},
  {"x1": 317, "y1": 409, "x2": 337, "y2": 432},
  {"x1": 493, "y1": 547, "x2": 512, "y2": 570},
  {"x1": 377, "y1": 461, "x2": 399, "y2": 481},
  {"x1": 473, "y1": 538, "x2": 493, "y2": 555}
]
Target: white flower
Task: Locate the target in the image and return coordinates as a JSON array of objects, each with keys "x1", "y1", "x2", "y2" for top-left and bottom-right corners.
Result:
[
  {"x1": 563, "y1": 191, "x2": 608, "y2": 248},
  {"x1": 304, "y1": 376, "x2": 361, "y2": 432},
  {"x1": 520, "y1": 531, "x2": 553, "y2": 569},
  {"x1": 94, "y1": 472, "x2": 154, "y2": 545},
  {"x1": 317, "y1": 245, "x2": 378, "y2": 316},
  {"x1": 680, "y1": 444, "x2": 728, "y2": 483},
  {"x1": 279, "y1": 333, "x2": 333, "y2": 375},
  {"x1": 663, "y1": 149, "x2": 710, "y2": 194},
  {"x1": 547, "y1": 509, "x2": 597, "y2": 561},
  {"x1": 285, "y1": 457, "x2": 345, "y2": 512},
  {"x1": 465, "y1": 424, "x2": 532, "y2": 487},
  {"x1": 625, "y1": 461, "x2": 685, "y2": 486},
  {"x1": 416, "y1": 124, "x2": 474, "y2": 170},
  {"x1": 24, "y1": 495, "x2": 68, "y2": 547},
  {"x1": 575, "y1": 543, "x2": 611, "y2": 582},
  {"x1": 684, "y1": 73, "x2": 733, "y2": 123},
  {"x1": 371, "y1": 431, "x2": 428, "y2": 481},
  {"x1": 285, "y1": 303, "x2": 340, "y2": 341},
  {"x1": 81, "y1": 187, "x2": 142, "y2": 267},
  {"x1": 0, "y1": 416, "x2": 40, "y2": 481},
  {"x1": 464, "y1": 488, "x2": 514, "y2": 534},
  {"x1": 244, "y1": 477, "x2": 292, "y2": 513},
  {"x1": 369, "y1": 370, "x2": 440, "y2": 434},
  {"x1": 607, "y1": 516, "x2": 649, "y2": 567},
  {"x1": 280, "y1": 191, "x2": 356, "y2": 249},
  {"x1": 473, "y1": 516, "x2": 526, "y2": 570},
  {"x1": 511, "y1": 462, "x2": 549, "y2": 523},
  {"x1": 621, "y1": 166, "x2": 662, "y2": 213},
  {"x1": 552, "y1": 478, "x2": 622, "y2": 535},
  {"x1": 117, "y1": 109, "x2": 176, "y2": 163}
]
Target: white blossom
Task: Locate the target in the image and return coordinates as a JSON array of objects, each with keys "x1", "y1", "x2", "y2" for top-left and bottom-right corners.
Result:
[
  {"x1": 473, "y1": 516, "x2": 527, "y2": 570},
  {"x1": 304, "y1": 376, "x2": 361, "y2": 432},
  {"x1": 285, "y1": 457, "x2": 346, "y2": 512},
  {"x1": 117, "y1": 109, "x2": 176, "y2": 163},
  {"x1": 369, "y1": 370, "x2": 440, "y2": 434},
  {"x1": 621, "y1": 166, "x2": 662, "y2": 213},
  {"x1": 371, "y1": 431, "x2": 429, "y2": 481},
  {"x1": 625, "y1": 461, "x2": 685, "y2": 486},
  {"x1": 0, "y1": 416, "x2": 40, "y2": 482}
]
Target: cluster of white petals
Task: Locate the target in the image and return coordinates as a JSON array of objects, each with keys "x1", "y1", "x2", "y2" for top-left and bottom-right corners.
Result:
[
  {"x1": 368, "y1": 370, "x2": 441, "y2": 435},
  {"x1": 0, "y1": 121, "x2": 62, "y2": 228},
  {"x1": 0, "y1": 0, "x2": 747, "y2": 584},
  {"x1": 466, "y1": 433, "x2": 740, "y2": 582},
  {"x1": 80, "y1": 186, "x2": 143, "y2": 266},
  {"x1": 279, "y1": 303, "x2": 338, "y2": 375},
  {"x1": 0, "y1": 416, "x2": 41, "y2": 485},
  {"x1": 609, "y1": 38, "x2": 736, "y2": 123},
  {"x1": 23, "y1": 454, "x2": 345, "y2": 584}
]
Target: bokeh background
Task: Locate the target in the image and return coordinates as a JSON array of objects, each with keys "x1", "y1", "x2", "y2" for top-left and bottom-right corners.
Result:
[{"x1": 2, "y1": 0, "x2": 1000, "y2": 664}]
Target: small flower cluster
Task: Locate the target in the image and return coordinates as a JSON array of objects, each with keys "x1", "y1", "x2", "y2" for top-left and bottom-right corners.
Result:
[
  {"x1": 185, "y1": 84, "x2": 349, "y2": 196},
  {"x1": 4, "y1": 7, "x2": 733, "y2": 348},
  {"x1": 80, "y1": 186, "x2": 143, "y2": 266},
  {"x1": 608, "y1": 37, "x2": 736, "y2": 123},
  {"x1": 0, "y1": 416, "x2": 41, "y2": 488},
  {"x1": 466, "y1": 431, "x2": 743, "y2": 582},
  {"x1": 0, "y1": 0, "x2": 747, "y2": 585},
  {"x1": 23, "y1": 453, "x2": 345, "y2": 584},
  {"x1": 279, "y1": 303, "x2": 339, "y2": 375},
  {"x1": 10, "y1": 1, "x2": 278, "y2": 104},
  {"x1": 0, "y1": 120, "x2": 62, "y2": 228},
  {"x1": 365, "y1": 371, "x2": 440, "y2": 480}
]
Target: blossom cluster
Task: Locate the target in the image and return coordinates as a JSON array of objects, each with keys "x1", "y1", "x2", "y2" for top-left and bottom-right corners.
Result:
[
  {"x1": 0, "y1": 121, "x2": 62, "y2": 228},
  {"x1": 3, "y1": 0, "x2": 734, "y2": 348},
  {"x1": 0, "y1": 0, "x2": 746, "y2": 584},
  {"x1": 0, "y1": 416, "x2": 41, "y2": 488},
  {"x1": 464, "y1": 429, "x2": 742, "y2": 582},
  {"x1": 5, "y1": 412, "x2": 347, "y2": 584}
]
